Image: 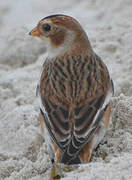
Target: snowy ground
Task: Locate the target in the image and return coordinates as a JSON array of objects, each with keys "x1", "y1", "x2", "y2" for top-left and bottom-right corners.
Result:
[{"x1": 0, "y1": 0, "x2": 132, "y2": 180}]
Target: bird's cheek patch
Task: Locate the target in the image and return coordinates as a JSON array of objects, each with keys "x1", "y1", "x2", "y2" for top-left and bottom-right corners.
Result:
[{"x1": 49, "y1": 31, "x2": 65, "y2": 47}]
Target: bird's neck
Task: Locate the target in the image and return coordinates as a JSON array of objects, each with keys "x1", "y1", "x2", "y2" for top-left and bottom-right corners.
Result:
[{"x1": 47, "y1": 31, "x2": 93, "y2": 59}]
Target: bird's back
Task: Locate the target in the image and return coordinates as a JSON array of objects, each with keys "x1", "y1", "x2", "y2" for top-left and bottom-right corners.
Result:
[
  {"x1": 39, "y1": 53, "x2": 112, "y2": 164},
  {"x1": 40, "y1": 53, "x2": 110, "y2": 103}
]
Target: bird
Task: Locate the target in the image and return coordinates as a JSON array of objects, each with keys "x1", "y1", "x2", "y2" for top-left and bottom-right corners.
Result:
[{"x1": 29, "y1": 14, "x2": 114, "y2": 165}]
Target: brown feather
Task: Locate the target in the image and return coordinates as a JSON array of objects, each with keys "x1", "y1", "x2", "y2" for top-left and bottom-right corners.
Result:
[{"x1": 34, "y1": 14, "x2": 114, "y2": 164}]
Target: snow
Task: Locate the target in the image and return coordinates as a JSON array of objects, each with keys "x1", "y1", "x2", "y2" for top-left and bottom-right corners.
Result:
[{"x1": 0, "y1": 0, "x2": 132, "y2": 179}]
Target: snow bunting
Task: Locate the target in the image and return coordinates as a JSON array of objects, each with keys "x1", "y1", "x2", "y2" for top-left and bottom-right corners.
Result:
[{"x1": 29, "y1": 14, "x2": 114, "y2": 165}]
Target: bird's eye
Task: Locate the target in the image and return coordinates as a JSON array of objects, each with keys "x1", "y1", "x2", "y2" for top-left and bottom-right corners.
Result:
[{"x1": 42, "y1": 24, "x2": 51, "y2": 32}]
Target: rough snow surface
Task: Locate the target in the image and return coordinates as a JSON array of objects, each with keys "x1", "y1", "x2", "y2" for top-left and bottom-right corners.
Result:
[{"x1": 0, "y1": 0, "x2": 132, "y2": 179}]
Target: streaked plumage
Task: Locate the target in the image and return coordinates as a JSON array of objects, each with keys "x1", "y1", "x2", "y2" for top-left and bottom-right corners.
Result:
[{"x1": 29, "y1": 14, "x2": 114, "y2": 165}]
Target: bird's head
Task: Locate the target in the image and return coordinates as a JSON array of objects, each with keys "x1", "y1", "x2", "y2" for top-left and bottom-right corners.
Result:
[{"x1": 29, "y1": 14, "x2": 92, "y2": 58}]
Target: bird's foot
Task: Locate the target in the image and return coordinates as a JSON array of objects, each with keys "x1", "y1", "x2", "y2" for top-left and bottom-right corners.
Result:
[
  {"x1": 50, "y1": 162, "x2": 78, "y2": 179},
  {"x1": 50, "y1": 162, "x2": 63, "y2": 180},
  {"x1": 62, "y1": 164, "x2": 79, "y2": 172}
]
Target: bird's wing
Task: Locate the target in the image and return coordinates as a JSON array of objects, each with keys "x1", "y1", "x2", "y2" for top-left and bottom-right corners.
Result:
[
  {"x1": 39, "y1": 94, "x2": 71, "y2": 152},
  {"x1": 39, "y1": 86, "x2": 113, "y2": 164},
  {"x1": 60, "y1": 88, "x2": 113, "y2": 163}
]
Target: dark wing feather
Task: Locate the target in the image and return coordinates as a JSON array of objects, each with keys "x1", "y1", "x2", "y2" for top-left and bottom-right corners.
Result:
[
  {"x1": 60, "y1": 93, "x2": 110, "y2": 164},
  {"x1": 40, "y1": 97, "x2": 70, "y2": 152}
]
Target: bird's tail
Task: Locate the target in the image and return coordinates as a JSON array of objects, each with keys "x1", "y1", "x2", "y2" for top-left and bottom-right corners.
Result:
[
  {"x1": 60, "y1": 151, "x2": 81, "y2": 165},
  {"x1": 60, "y1": 106, "x2": 81, "y2": 165}
]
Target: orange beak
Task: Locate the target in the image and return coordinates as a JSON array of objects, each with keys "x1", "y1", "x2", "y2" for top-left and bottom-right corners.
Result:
[{"x1": 29, "y1": 27, "x2": 40, "y2": 37}]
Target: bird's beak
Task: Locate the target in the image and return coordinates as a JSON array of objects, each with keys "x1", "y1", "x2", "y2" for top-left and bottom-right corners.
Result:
[{"x1": 29, "y1": 27, "x2": 40, "y2": 37}]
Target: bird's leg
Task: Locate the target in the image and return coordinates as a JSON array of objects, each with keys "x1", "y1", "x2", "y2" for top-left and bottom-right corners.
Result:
[
  {"x1": 50, "y1": 159, "x2": 78, "y2": 179},
  {"x1": 50, "y1": 159, "x2": 62, "y2": 180}
]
